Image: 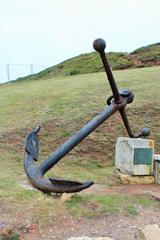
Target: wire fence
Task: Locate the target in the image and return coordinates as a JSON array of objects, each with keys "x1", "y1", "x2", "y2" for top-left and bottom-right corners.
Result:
[{"x1": 0, "y1": 64, "x2": 48, "y2": 83}]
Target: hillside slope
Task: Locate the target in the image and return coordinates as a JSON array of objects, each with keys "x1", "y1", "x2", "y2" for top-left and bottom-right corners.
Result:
[
  {"x1": 129, "y1": 42, "x2": 160, "y2": 67},
  {"x1": 15, "y1": 42, "x2": 160, "y2": 82},
  {"x1": 0, "y1": 67, "x2": 160, "y2": 237}
]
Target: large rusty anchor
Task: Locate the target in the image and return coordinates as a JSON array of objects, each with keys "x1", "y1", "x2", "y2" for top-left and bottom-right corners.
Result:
[{"x1": 24, "y1": 39, "x2": 150, "y2": 193}]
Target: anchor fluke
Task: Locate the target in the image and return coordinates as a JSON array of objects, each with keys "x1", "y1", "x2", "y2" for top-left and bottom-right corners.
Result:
[
  {"x1": 25, "y1": 126, "x2": 40, "y2": 161},
  {"x1": 24, "y1": 127, "x2": 94, "y2": 193},
  {"x1": 49, "y1": 178, "x2": 94, "y2": 193}
]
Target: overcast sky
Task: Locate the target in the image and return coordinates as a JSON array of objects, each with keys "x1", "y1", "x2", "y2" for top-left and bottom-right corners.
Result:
[{"x1": 0, "y1": 0, "x2": 159, "y2": 67}]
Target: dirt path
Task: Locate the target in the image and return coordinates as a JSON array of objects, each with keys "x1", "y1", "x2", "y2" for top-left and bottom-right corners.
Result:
[
  {"x1": 80, "y1": 184, "x2": 160, "y2": 200},
  {"x1": 19, "y1": 206, "x2": 160, "y2": 240},
  {"x1": 1, "y1": 184, "x2": 160, "y2": 240},
  {"x1": 40, "y1": 208, "x2": 160, "y2": 240}
]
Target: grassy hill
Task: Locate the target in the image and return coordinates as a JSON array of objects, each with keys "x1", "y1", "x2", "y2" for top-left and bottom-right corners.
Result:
[
  {"x1": 14, "y1": 42, "x2": 160, "y2": 82},
  {"x1": 0, "y1": 66, "x2": 160, "y2": 237}
]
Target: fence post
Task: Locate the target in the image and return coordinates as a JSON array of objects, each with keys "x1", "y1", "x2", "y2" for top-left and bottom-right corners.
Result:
[{"x1": 6, "y1": 64, "x2": 10, "y2": 82}]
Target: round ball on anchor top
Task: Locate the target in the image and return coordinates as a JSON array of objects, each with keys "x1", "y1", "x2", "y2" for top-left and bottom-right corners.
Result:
[
  {"x1": 93, "y1": 38, "x2": 106, "y2": 52},
  {"x1": 140, "y1": 127, "x2": 151, "y2": 137}
]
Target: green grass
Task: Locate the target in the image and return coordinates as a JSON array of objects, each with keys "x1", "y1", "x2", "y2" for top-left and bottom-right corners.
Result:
[
  {"x1": 66, "y1": 194, "x2": 160, "y2": 217},
  {"x1": 1, "y1": 66, "x2": 160, "y2": 134},
  {"x1": 0, "y1": 66, "x2": 160, "y2": 224}
]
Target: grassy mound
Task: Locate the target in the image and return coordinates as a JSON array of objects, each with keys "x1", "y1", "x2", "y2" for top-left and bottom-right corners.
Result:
[{"x1": 14, "y1": 42, "x2": 160, "y2": 82}]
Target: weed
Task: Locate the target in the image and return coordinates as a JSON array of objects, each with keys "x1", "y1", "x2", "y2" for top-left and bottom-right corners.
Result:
[
  {"x1": 0, "y1": 232, "x2": 20, "y2": 240},
  {"x1": 126, "y1": 205, "x2": 139, "y2": 216}
]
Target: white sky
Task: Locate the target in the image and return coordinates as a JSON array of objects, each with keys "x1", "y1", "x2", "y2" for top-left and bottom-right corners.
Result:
[{"x1": 0, "y1": 0, "x2": 160, "y2": 66}]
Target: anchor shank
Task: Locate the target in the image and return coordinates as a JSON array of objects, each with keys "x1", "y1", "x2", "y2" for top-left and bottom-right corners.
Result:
[{"x1": 39, "y1": 102, "x2": 120, "y2": 174}]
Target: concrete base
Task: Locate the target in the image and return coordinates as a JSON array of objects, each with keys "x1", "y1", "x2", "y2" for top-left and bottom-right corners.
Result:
[
  {"x1": 117, "y1": 171, "x2": 155, "y2": 185},
  {"x1": 115, "y1": 137, "x2": 154, "y2": 175}
]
